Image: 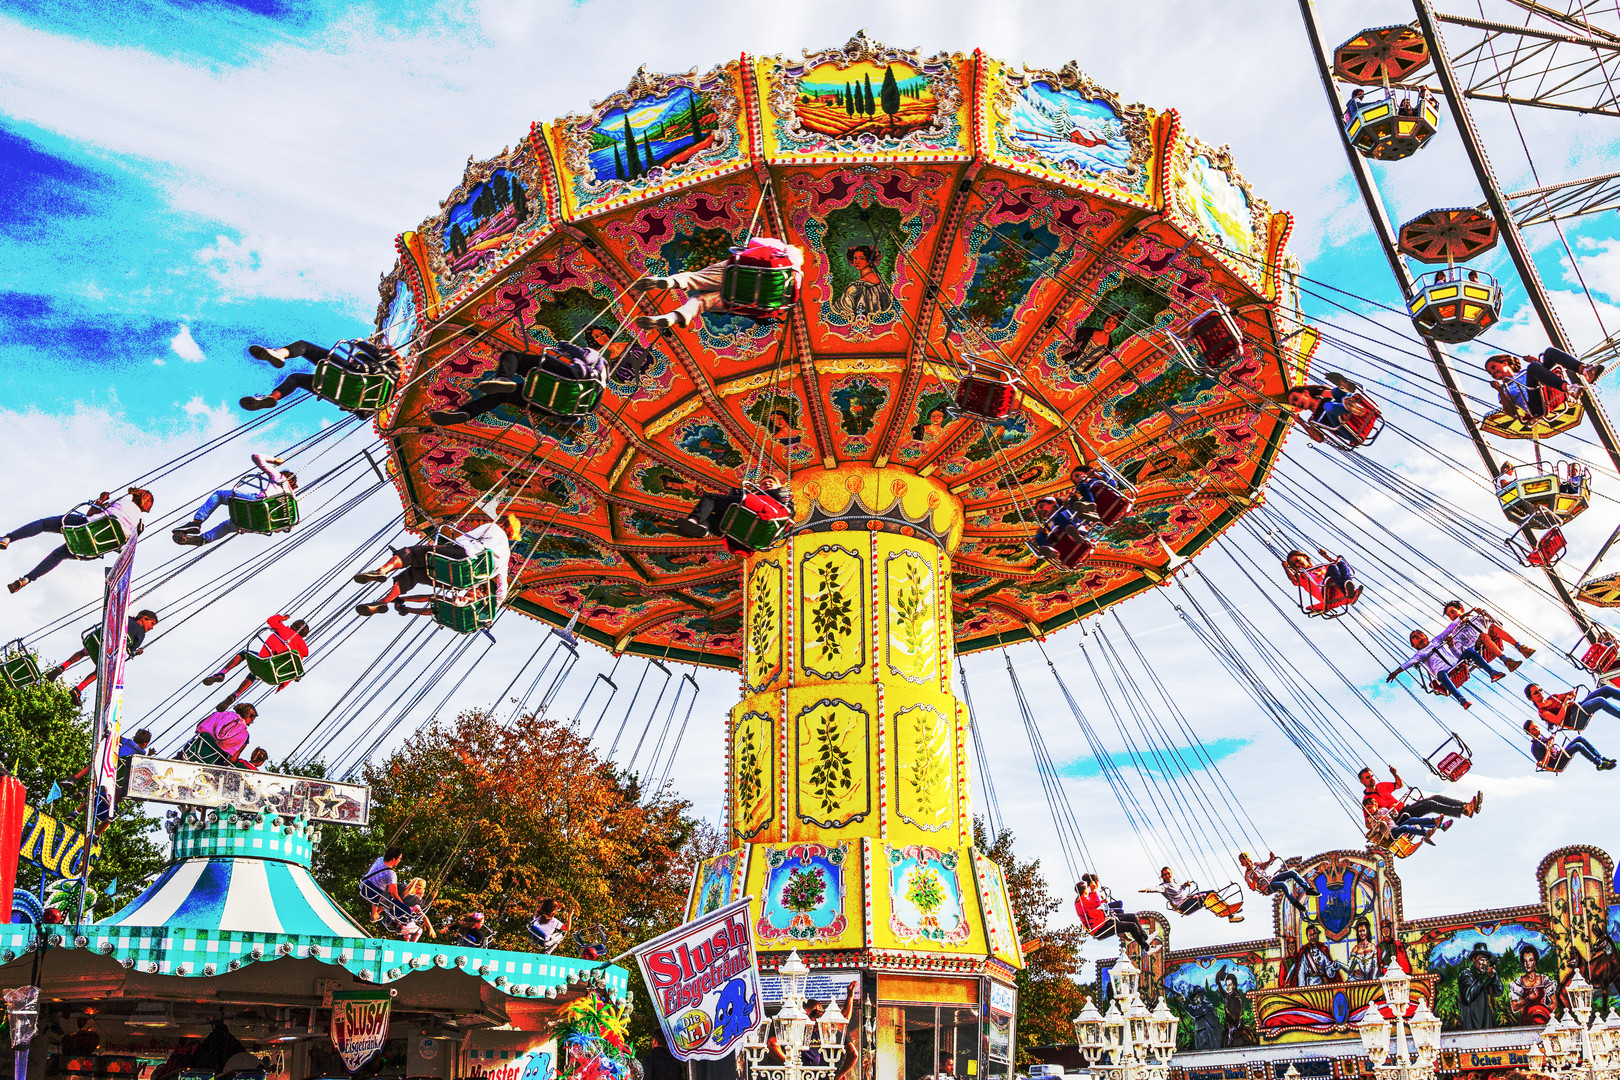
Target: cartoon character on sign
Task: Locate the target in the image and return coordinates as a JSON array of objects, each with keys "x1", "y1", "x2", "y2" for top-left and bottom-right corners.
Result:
[{"x1": 711, "y1": 977, "x2": 757, "y2": 1046}]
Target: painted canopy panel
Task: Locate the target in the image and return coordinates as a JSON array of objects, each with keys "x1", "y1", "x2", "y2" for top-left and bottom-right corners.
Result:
[{"x1": 381, "y1": 34, "x2": 1306, "y2": 668}]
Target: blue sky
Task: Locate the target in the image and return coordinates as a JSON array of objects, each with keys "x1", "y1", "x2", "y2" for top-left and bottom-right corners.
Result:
[{"x1": 4, "y1": 0, "x2": 1620, "y2": 954}]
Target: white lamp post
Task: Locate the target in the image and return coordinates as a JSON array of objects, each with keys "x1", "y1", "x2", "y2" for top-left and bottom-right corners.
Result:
[
  {"x1": 742, "y1": 951, "x2": 848, "y2": 1080},
  {"x1": 1073, "y1": 956, "x2": 1179, "y2": 1080},
  {"x1": 1358, "y1": 963, "x2": 1441, "y2": 1080},
  {"x1": 1532, "y1": 973, "x2": 1620, "y2": 1080}
]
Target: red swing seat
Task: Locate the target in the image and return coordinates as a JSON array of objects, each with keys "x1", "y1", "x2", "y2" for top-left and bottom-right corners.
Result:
[
  {"x1": 953, "y1": 357, "x2": 1022, "y2": 421},
  {"x1": 1046, "y1": 527, "x2": 1095, "y2": 570},
  {"x1": 1292, "y1": 564, "x2": 1359, "y2": 618},
  {"x1": 1578, "y1": 639, "x2": 1620, "y2": 675},
  {"x1": 1425, "y1": 733, "x2": 1473, "y2": 782},
  {"x1": 718, "y1": 489, "x2": 792, "y2": 555},
  {"x1": 1509, "y1": 525, "x2": 1568, "y2": 568},
  {"x1": 1091, "y1": 485, "x2": 1133, "y2": 526}
]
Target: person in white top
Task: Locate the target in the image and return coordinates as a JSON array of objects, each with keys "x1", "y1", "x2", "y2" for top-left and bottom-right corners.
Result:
[
  {"x1": 174, "y1": 454, "x2": 298, "y2": 546},
  {"x1": 3, "y1": 486, "x2": 153, "y2": 594},
  {"x1": 526, "y1": 896, "x2": 574, "y2": 953},
  {"x1": 353, "y1": 513, "x2": 520, "y2": 617}
]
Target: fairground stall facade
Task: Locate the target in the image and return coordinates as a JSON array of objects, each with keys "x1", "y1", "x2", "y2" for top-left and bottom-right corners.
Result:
[
  {"x1": 1089, "y1": 844, "x2": 1618, "y2": 1080},
  {"x1": 0, "y1": 759, "x2": 629, "y2": 1080}
]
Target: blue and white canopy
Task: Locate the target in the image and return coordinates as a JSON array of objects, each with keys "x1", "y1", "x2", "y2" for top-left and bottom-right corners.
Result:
[{"x1": 102, "y1": 852, "x2": 366, "y2": 938}]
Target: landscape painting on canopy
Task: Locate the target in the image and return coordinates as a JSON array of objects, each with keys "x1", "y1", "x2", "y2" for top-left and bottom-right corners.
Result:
[
  {"x1": 588, "y1": 86, "x2": 718, "y2": 183},
  {"x1": 443, "y1": 169, "x2": 532, "y2": 273},
  {"x1": 796, "y1": 60, "x2": 935, "y2": 139},
  {"x1": 1008, "y1": 82, "x2": 1133, "y2": 174}
]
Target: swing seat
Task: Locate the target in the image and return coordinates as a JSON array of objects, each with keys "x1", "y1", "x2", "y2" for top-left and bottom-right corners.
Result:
[
  {"x1": 1499, "y1": 471, "x2": 1587, "y2": 526},
  {"x1": 1091, "y1": 485, "x2": 1134, "y2": 526},
  {"x1": 1508, "y1": 525, "x2": 1567, "y2": 568},
  {"x1": 80, "y1": 624, "x2": 138, "y2": 666},
  {"x1": 244, "y1": 647, "x2": 304, "y2": 687},
  {"x1": 181, "y1": 732, "x2": 234, "y2": 767},
  {"x1": 719, "y1": 252, "x2": 799, "y2": 320},
  {"x1": 1578, "y1": 572, "x2": 1620, "y2": 608},
  {"x1": 0, "y1": 639, "x2": 43, "y2": 691},
  {"x1": 61, "y1": 506, "x2": 129, "y2": 560},
  {"x1": 1578, "y1": 639, "x2": 1620, "y2": 675},
  {"x1": 953, "y1": 357, "x2": 1022, "y2": 421},
  {"x1": 521, "y1": 361, "x2": 604, "y2": 417},
  {"x1": 430, "y1": 545, "x2": 497, "y2": 590},
  {"x1": 228, "y1": 493, "x2": 299, "y2": 534},
  {"x1": 1320, "y1": 393, "x2": 1384, "y2": 450},
  {"x1": 717, "y1": 491, "x2": 792, "y2": 554},
  {"x1": 1293, "y1": 565, "x2": 1359, "y2": 619},
  {"x1": 1044, "y1": 527, "x2": 1094, "y2": 570},
  {"x1": 1386, "y1": 833, "x2": 1423, "y2": 859},
  {"x1": 1425, "y1": 733, "x2": 1473, "y2": 782},
  {"x1": 312, "y1": 359, "x2": 396, "y2": 413},
  {"x1": 1202, "y1": 884, "x2": 1244, "y2": 919},
  {"x1": 1407, "y1": 269, "x2": 1502, "y2": 344},
  {"x1": 433, "y1": 589, "x2": 498, "y2": 633},
  {"x1": 1170, "y1": 307, "x2": 1246, "y2": 375},
  {"x1": 1482, "y1": 386, "x2": 1583, "y2": 439}
]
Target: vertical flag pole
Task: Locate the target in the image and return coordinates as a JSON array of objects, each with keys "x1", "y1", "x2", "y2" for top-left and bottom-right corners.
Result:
[{"x1": 78, "y1": 535, "x2": 137, "y2": 923}]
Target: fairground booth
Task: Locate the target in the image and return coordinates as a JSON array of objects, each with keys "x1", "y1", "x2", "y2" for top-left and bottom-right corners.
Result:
[{"x1": 0, "y1": 759, "x2": 631, "y2": 1080}]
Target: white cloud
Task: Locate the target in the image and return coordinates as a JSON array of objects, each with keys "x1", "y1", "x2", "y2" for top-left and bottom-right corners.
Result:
[{"x1": 169, "y1": 322, "x2": 205, "y2": 363}]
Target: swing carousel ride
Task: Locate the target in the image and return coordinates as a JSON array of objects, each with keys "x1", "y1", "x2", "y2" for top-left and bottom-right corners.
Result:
[{"x1": 9, "y1": 20, "x2": 1620, "y2": 1071}]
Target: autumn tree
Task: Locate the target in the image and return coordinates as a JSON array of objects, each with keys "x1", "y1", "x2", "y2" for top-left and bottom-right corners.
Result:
[
  {"x1": 974, "y1": 819, "x2": 1091, "y2": 1065},
  {"x1": 334, "y1": 709, "x2": 712, "y2": 1049}
]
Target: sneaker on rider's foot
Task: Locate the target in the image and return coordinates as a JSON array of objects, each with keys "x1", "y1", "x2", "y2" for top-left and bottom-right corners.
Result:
[
  {"x1": 429, "y1": 410, "x2": 470, "y2": 426},
  {"x1": 248, "y1": 344, "x2": 289, "y2": 368},
  {"x1": 240, "y1": 395, "x2": 279, "y2": 411}
]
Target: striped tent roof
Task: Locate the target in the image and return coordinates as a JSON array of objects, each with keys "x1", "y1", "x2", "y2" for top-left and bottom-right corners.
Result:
[{"x1": 102, "y1": 850, "x2": 366, "y2": 938}]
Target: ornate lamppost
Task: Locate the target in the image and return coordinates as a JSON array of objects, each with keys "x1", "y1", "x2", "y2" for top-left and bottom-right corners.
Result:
[
  {"x1": 742, "y1": 951, "x2": 849, "y2": 1080},
  {"x1": 1527, "y1": 972, "x2": 1620, "y2": 1080},
  {"x1": 1356, "y1": 963, "x2": 1442, "y2": 1080},
  {"x1": 1073, "y1": 957, "x2": 1179, "y2": 1080}
]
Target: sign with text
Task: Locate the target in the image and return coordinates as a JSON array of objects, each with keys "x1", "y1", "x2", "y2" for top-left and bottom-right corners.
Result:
[
  {"x1": 18, "y1": 804, "x2": 100, "y2": 879},
  {"x1": 330, "y1": 989, "x2": 393, "y2": 1072},
  {"x1": 127, "y1": 757, "x2": 370, "y2": 825},
  {"x1": 634, "y1": 896, "x2": 761, "y2": 1062}
]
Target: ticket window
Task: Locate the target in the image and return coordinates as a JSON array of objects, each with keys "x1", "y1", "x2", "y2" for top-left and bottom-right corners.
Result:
[{"x1": 897, "y1": 1007, "x2": 980, "y2": 1080}]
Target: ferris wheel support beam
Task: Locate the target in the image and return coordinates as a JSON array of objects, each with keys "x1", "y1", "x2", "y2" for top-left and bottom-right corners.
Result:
[
  {"x1": 1298, "y1": 0, "x2": 1595, "y2": 635},
  {"x1": 1414, "y1": 0, "x2": 1620, "y2": 489}
]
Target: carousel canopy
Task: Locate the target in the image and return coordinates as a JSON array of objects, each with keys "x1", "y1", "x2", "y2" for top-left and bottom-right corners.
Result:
[{"x1": 377, "y1": 32, "x2": 1311, "y2": 667}]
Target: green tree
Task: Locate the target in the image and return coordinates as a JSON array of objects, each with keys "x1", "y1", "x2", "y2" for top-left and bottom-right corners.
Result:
[
  {"x1": 0, "y1": 680, "x2": 165, "y2": 914},
  {"x1": 880, "y1": 65, "x2": 901, "y2": 131},
  {"x1": 863, "y1": 75, "x2": 876, "y2": 115},
  {"x1": 622, "y1": 119, "x2": 641, "y2": 179},
  {"x1": 324, "y1": 708, "x2": 717, "y2": 1051},
  {"x1": 685, "y1": 89, "x2": 704, "y2": 141},
  {"x1": 845, "y1": 82, "x2": 854, "y2": 117},
  {"x1": 974, "y1": 819, "x2": 1090, "y2": 1066}
]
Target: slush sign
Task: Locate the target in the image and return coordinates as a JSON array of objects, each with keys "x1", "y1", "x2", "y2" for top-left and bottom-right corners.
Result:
[{"x1": 634, "y1": 896, "x2": 761, "y2": 1061}]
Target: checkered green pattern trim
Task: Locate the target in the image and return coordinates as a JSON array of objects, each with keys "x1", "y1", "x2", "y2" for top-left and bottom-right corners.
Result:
[{"x1": 4, "y1": 925, "x2": 629, "y2": 996}]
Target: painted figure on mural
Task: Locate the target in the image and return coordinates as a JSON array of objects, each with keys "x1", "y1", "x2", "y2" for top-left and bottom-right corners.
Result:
[
  {"x1": 1177, "y1": 987, "x2": 1221, "y2": 1050},
  {"x1": 835, "y1": 245, "x2": 893, "y2": 319},
  {"x1": 1510, "y1": 944, "x2": 1556, "y2": 1025},
  {"x1": 1060, "y1": 311, "x2": 1121, "y2": 376},
  {"x1": 1292, "y1": 926, "x2": 1343, "y2": 986},
  {"x1": 1348, "y1": 917, "x2": 1381, "y2": 980},
  {"x1": 1457, "y1": 942, "x2": 1503, "y2": 1029},
  {"x1": 1217, "y1": 969, "x2": 1254, "y2": 1048}
]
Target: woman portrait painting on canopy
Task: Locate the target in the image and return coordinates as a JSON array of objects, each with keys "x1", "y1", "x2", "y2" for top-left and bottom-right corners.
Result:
[
  {"x1": 1510, "y1": 944, "x2": 1556, "y2": 1025},
  {"x1": 834, "y1": 245, "x2": 893, "y2": 320}
]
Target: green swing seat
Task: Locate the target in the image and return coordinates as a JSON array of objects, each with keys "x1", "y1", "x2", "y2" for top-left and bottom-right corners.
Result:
[
  {"x1": 61, "y1": 506, "x2": 128, "y2": 560},
  {"x1": 719, "y1": 258, "x2": 798, "y2": 319},
  {"x1": 80, "y1": 624, "x2": 137, "y2": 665},
  {"x1": 181, "y1": 731, "x2": 233, "y2": 766},
  {"x1": 312, "y1": 359, "x2": 396, "y2": 412},
  {"x1": 717, "y1": 492, "x2": 792, "y2": 552},
  {"x1": 429, "y1": 544, "x2": 497, "y2": 590},
  {"x1": 227, "y1": 492, "x2": 300, "y2": 534},
  {"x1": 245, "y1": 647, "x2": 304, "y2": 686},
  {"x1": 1, "y1": 639, "x2": 43, "y2": 690},
  {"x1": 433, "y1": 590, "x2": 498, "y2": 633},
  {"x1": 521, "y1": 367, "x2": 603, "y2": 417}
]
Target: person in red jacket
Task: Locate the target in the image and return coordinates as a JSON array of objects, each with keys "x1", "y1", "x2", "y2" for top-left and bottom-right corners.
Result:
[
  {"x1": 1074, "y1": 873, "x2": 1153, "y2": 948},
  {"x1": 202, "y1": 615, "x2": 310, "y2": 710}
]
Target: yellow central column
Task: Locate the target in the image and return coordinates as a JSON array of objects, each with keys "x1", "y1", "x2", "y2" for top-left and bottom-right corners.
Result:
[{"x1": 685, "y1": 466, "x2": 1024, "y2": 1080}]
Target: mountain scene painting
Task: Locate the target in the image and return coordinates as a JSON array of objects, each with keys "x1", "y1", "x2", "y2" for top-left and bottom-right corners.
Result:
[
  {"x1": 795, "y1": 60, "x2": 936, "y2": 139},
  {"x1": 443, "y1": 168, "x2": 531, "y2": 273},
  {"x1": 588, "y1": 86, "x2": 718, "y2": 183}
]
